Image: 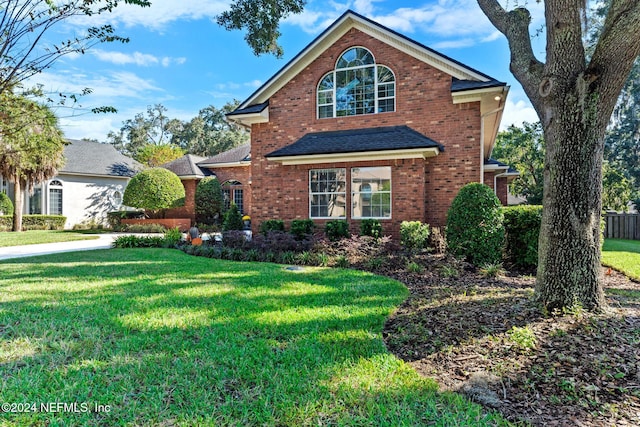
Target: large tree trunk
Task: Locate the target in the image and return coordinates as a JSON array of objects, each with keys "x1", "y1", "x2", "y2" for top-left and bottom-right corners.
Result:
[
  {"x1": 477, "y1": 0, "x2": 640, "y2": 312},
  {"x1": 536, "y1": 97, "x2": 606, "y2": 311},
  {"x1": 12, "y1": 178, "x2": 24, "y2": 232}
]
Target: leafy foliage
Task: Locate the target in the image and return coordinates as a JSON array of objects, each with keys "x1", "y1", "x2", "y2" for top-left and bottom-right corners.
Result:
[
  {"x1": 122, "y1": 168, "x2": 185, "y2": 213},
  {"x1": 602, "y1": 160, "x2": 635, "y2": 211},
  {"x1": 217, "y1": 0, "x2": 306, "y2": 57},
  {"x1": 502, "y1": 205, "x2": 543, "y2": 269},
  {"x1": 400, "y1": 221, "x2": 430, "y2": 252},
  {"x1": 259, "y1": 219, "x2": 285, "y2": 235},
  {"x1": 136, "y1": 144, "x2": 184, "y2": 167},
  {"x1": 195, "y1": 177, "x2": 224, "y2": 225},
  {"x1": 0, "y1": 193, "x2": 14, "y2": 216},
  {"x1": 290, "y1": 219, "x2": 315, "y2": 240},
  {"x1": 325, "y1": 220, "x2": 350, "y2": 241},
  {"x1": 222, "y1": 203, "x2": 244, "y2": 231},
  {"x1": 0, "y1": 93, "x2": 66, "y2": 231},
  {"x1": 360, "y1": 219, "x2": 383, "y2": 239},
  {"x1": 493, "y1": 122, "x2": 544, "y2": 205},
  {"x1": 447, "y1": 183, "x2": 505, "y2": 265}
]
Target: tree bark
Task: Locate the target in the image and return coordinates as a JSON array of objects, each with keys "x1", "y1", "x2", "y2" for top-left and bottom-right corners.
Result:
[
  {"x1": 478, "y1": 0, "x2": 640, "y2": 311},
  {"x1": 12, "y1": 178, "x2": 23, "y2": 232}
]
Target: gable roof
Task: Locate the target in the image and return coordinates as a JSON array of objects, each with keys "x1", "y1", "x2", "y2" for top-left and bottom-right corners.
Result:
[
  {"x1": 161, "y1": 154, "x2": 213, "y2": 179},
  {"x1": 198, "y1": 143, "x2": 251, "y2": 167},
  {"x1": 266, "y1": 126, "x2": 443, "y2": 165},
  {"x1": 60, "y1": 139, "x2": 142, "y2": 178},
  {"x1": 232, "y1": 9, "x2": 506, "y2": 112}
]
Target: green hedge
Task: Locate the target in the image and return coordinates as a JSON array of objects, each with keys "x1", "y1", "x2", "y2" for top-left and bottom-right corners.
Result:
[
  {"x1": 0, "y1": 192, "x2": 13, "y2": 216},
  {"x1": 259, "y1": 219, "x2": 285, "y2": 235},
  {"x1": 502, "y1": 205, "x2": 542, "y2": 269},
  {"x1": 0, "y1": 215, "x2": 66, "y2": 231}
]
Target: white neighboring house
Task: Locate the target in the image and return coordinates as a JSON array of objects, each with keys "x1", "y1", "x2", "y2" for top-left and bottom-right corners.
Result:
[{"x1": 0, "y1": 139, "x2": 143, "y2": 229}]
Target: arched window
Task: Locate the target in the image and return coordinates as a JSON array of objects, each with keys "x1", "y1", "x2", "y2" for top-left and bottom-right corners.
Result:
[
  {"x1": 49, "y1": 180, "x2": 63, "y2": 215},
  {"x1": 317, "y1": 47, "x2": 395, "y2": 118}
]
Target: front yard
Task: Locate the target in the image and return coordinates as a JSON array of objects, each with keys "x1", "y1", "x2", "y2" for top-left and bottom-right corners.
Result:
[
  {"x1": 0, "y1": 249, "x2": 505, "y2": 426},
  {"x1": 0, "y1": 230, "x2": 99, "y2": 247}
]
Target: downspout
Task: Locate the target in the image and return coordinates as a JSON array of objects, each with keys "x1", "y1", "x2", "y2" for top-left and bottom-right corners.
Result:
[
  {"x1": 494, "y1": 171, "x2": 508, "y2": 197},
  {"x1": 480, "y1": 105, "x2": 505, "y2": 183}
]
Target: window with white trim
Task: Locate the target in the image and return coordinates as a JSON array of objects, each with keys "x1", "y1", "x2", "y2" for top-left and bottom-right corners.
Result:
[
  {"x1": 29, "y1": 185, "x2": 42, "y2": 214},
  {"x1": 48, "y1": 180, "x2": 63, "y2": 215},
  {"x1": 0, "y1": 176, "x2": 7, "y2": 194},
  {"x1": 351, "y1": 167, "x2": 391, "y2": 219},
  {"x1": 222, "y1": 180, "x2": 244, "y2": 214},
  {"x1": 309, "y1": 168, "x2": 346, "y2": 218},
  {"x1": 317, "y1": 47, "x2": 395, "y2": 118}
]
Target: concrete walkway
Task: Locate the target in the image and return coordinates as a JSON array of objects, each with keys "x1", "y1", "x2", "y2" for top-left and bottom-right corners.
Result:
[{"x1": 0, "y1": 234, "x2": 118, "y2": 261}]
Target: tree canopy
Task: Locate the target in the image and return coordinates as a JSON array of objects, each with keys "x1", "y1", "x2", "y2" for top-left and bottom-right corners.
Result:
[
  {"x1": 0, "y1": 0, "x2": 150, "y2": 96},
  {"x1": 0, "y1": 93, "x2": 66, "y2": 231}
]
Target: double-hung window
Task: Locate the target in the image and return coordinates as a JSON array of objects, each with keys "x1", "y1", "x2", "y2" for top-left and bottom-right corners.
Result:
[
  {"x1": 309, "y1": 169, "x2": 346, "y2": 218},
  {"x1": 351, "y1": 167, "x2": 391, "y2": 219}
]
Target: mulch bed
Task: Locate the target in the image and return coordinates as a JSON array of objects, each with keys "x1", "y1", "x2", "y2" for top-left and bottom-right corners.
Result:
[{"x1": 372, "y1": 254, "x2": 640, "y2": 426}]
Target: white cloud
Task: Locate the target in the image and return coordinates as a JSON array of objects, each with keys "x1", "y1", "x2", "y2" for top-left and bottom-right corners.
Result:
[{"x1": 501, "y1": 98, "x2": 540, "y2": 130}]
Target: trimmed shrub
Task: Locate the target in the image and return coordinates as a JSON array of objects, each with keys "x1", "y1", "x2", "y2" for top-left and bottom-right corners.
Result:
[
  {"x1": 123, "y1": 168, "x2": 185, "y2": 215},
  {"x1": 0, "y1": 216, "x2": 12, "y2": 232},
  {"x1": 222, "y1": 203, "x2": 244, "y2": 231},
  {"x1": 113, "y1": 234, "x2": 165, "y2": 248},
  {"x1": 400, "y1": 221, "x2": 430, "y2": 252},
  {"x1": 0, "y1": 192, "x2": 14, "y2": 216},
  {"x1": 259, "y1": 219, "x2": 285, "y2": 235},
  {"x1": 290, "y1": 219, "x2": 315, "y2": 240},
  {"x1": 502, "y1": 205, "x2": 542, "y2": 269},
  {"x1": 325, "y1": 220, "x2": 350, "y2": 241},
  {"x1": 22, "y1": 215, "x2": 66, "y2": 230},
  {"x1": 195, "y1": 177, "x2": 224, "y2": 225},
  {"x1": 360, "y1": 219, "x2": 382, "y2": 239},
  {"x1": 446, "y1": 183, "x2": 505, "y2": 265}
]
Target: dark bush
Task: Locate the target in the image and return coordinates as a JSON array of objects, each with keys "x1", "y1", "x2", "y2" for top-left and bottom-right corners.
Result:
[
  {"x1": 195, "y1": 177, "x2": 224, "y2": 225},
  {"x1": 360, "y1": 219, "x2": 382, "y2": 239},
  {"x1": 400, "y1": 221, "x2": 430, "y2": 252},
  {"x1": 113, "y1": 235, "x2": 165, "y2": 248},
  {"x1": 446, "y1": 183, "x2": 505, "y2": 265},
  {"x1": 222, "y1": 230, "x2": 251, "y2": 249},
  {"x1": 259, "y1": 219, "x2": 285, "y2": 235},
  {"x1": 107, "y1": 210, "x2": 144, "y2": 231},
  {"x1": 0, "y1": 216, "x2": 11, "y2": 232},
  {"x1": 325, "y1": 220, "x2": 350, "y2": 241},
  {"x1": 0, "y1": 192, "x2": 14, "y2": 216},
  {"x1": 222, "y1": 203, "x2": 243, "y2": 231},
  {"x1": 502, "y1": 205, "x2": 542, "y2": 269},
  {"x1": 290, "y1": 219, "x2": 315, "y2": 240}
]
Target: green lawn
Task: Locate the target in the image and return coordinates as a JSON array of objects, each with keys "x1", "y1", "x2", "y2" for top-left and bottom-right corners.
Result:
[
  {"x1": 0, "y1": 249, "x2": 506, "y2": 426},
  {"x1": 0, "y1": 230, "x2": 99, "y2": 247},
  {"x1": 602, "y1": 239, "x2": 640, "y2": 281}
]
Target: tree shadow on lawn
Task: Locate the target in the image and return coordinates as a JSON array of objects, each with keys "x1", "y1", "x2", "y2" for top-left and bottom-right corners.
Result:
[{"x1": 0, "y1": 250, "x2": 508, "y2": 426}]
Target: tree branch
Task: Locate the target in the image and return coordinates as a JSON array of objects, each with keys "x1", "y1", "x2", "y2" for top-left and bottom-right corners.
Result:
[{"x1": 477, "y1": 0, "x2": 544, "y2": 110}]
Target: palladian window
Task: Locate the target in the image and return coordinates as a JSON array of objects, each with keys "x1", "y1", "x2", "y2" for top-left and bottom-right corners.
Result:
[{"x1": 317, "y1": 47, "x2": 395, "y2": 118}]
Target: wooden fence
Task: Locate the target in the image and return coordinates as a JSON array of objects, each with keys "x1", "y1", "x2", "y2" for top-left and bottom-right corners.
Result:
[{"x1": 604, "y1": 213, "x2": 640, "y2": 240}]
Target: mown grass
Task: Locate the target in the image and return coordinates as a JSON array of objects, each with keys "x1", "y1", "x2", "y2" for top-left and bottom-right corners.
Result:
[
  {"x1": 0, "y1": 230, "x2": 99, "y2": 247},
  {"x1": 602, "y1": 239, "x2": 640, "y2": 281},
  {"x1": 0, "y1": 249, "x2": 508, "y2": 426}
]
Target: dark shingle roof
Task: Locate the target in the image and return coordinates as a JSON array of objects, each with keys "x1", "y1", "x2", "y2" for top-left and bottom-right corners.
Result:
[
  {"x1": 60, "y1": 139, "x2": 142, "y2": 177},
  {"x1": 226, "y1": 101, "x2": 269, "y2": 117},
  {"x1": 161, "y1": 154, "x2": 213, "y2": 178},
  {"x1": 199, "y1": 143, "x2": 251, "y2": 165},
  {"x1": 451, "y1": 78, "x2": 506, "y2": 92},
  {"x1": 266, "y1": 126, "x2": 443, "y2": 158},
  {"x1": 485, "y1": 158, "x2": 518, "y2": 174}
]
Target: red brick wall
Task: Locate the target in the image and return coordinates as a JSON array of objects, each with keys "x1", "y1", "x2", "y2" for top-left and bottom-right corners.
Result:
[
  {"x1": 249, "y1": 28, "x2": 484, "y2": 237},
  {"x1": 484, "y1": 172, "x2": 509, "y2": 205},
  {"x1": 165, "y1": 179, "x2": 197, "y2": 223}
]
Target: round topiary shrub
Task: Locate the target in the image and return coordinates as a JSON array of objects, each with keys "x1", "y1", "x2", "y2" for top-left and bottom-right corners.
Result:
[
  {"x1": 195, "y1": 177, "x2": 224, "y2": 225},
  {"x1": 0, "y1": 192, "x2": 14, "y2": 216},
  {"x1": 446, "y1": 182, "x2": 505, "y2": 265},
  {"x1": 123, "y1": 168, "x2": 185, "y2": 216}
]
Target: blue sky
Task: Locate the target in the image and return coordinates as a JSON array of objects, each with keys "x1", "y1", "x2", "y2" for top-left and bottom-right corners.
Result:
[{"x1": 30, "y1": 0, "x2": 545, "y2": 142}]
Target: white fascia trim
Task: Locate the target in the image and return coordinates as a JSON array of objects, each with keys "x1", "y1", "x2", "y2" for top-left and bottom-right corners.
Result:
[
  {"x1": 267, "y1": 147, "x2": 439, "y2": 165},
  {"x1": 452, "y1": 87, "x2": 506, "y2": 104},
  {"x1": 57, "y1": 172, "x2": 131, "y2": 180},
  {"x1": 226, "y1": 107, "x2": 269, "y2": 126},
  {"x1": 484, "y1": 164, "x2": 510, "y2": 171},
  {"x1": 199, "y1": 161, "x2": 251, "y2": 168}
]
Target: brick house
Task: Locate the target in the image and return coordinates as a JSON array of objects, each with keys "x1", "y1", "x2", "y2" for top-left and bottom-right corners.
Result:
[{"x1": 165, "y1": 10, "x2": 517, "y2": 237}]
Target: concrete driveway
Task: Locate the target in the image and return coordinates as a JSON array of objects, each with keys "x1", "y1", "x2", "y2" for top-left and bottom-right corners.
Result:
[{"x1": 0, "y1": 234, "x2": 118, "y2": 261}]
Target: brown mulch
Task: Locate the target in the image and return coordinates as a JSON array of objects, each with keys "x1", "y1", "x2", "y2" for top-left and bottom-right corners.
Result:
[{"x1": 371, "y1": 254, "x2": 640, "y2": 426}]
